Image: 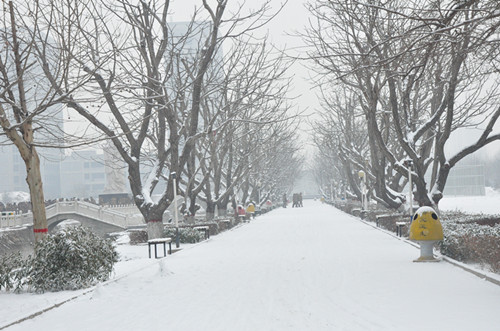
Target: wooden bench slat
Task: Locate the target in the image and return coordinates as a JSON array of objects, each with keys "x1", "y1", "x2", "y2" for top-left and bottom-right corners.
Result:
[{"x1": 148, "y1": 237, "x2": 172, "y2": 244}]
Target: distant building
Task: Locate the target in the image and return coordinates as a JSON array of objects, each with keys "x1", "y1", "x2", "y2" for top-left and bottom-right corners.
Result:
[
  {"x1": 444, "y1": 155, "x2": 485, "y2": 196},
  {"x1": 59, "y1": 150, "x2": 107, "y2": 198},
  {"x1": 0, "y1": 21, "x2": 218, "y2": 202},
  {"x1": 0, "y1": 145, "x2": 23, "y2": 194},
  {"x1": 0, "y1": 139, "x2": 64, "y2": 199},
  {"x1": 0, "y1": 147, "x2": 127, "y2": 200},
  {"x1": 0, "y1": 28, "x2": 65, "y2": 200}
]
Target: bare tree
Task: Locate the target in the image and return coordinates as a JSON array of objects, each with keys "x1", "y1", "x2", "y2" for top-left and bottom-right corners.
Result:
[
  {"x1": 34, "y1": 0, "x2": 286, "y2": 239},
  {"x1": 311, "y1": 87, "x2": 373, "y2": 201},
  {"x1": 192, "y1": 36, "x2": 298, "y2": 218},
  {"x1": 305, "y1": 0, "x2": 500, "y2": 209},
  {"x1": 0, "y1": 1, "x2": 73, "y2": 241}
]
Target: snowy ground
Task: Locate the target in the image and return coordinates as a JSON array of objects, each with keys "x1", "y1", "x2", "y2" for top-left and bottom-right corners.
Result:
[
  {"x1": 2, "y1": 200, "x2": 500, "y2": 331},
  {"x1": 440, "y1": 187, "x2": 500, "y2": 215}
]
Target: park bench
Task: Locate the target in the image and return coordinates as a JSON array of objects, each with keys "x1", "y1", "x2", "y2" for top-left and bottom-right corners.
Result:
[
  {"x1": 351, "y1": 208, "x2": 361, "y2": 216},
  {"x1": 395, "y1": 222, "x2": 407, "y2": 237},
  {"x1": 219, "y1": 219, "x2": 231, "y2": 226},
  {"x1": 193, "y1": 225, "x2": 210, "y2": 240},
  {"x1": 148, "y1": 237, "x2": 172, "y2": 259},
  {"x1": 375, "y1": 214, "x2": 400, "y2": 227},
  {"x1": 217, "y1": 219, "x2": 232, "y2": 231}
]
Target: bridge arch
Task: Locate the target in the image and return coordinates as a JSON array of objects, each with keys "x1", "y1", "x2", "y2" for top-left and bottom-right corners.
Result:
[{"x1": 47, "y1": 213, "x2": 125, "y2": 237}]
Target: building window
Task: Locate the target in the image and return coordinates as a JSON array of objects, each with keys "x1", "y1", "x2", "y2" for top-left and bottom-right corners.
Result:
[
  {"x1": 92, "y1": 173, "x2": 105, "y2": 180},
  {"x1": 92, "y1": 184, "x2": 105, "y2": 191}
]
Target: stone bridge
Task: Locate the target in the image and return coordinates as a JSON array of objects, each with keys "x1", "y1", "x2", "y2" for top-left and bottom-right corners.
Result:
[{"x1": 0, "y1": 201, "x2": 144, "y2": 235}]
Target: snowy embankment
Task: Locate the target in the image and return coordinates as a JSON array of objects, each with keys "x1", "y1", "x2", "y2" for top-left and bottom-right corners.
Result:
[
  {"x1": 2, "y1": 200, "x2": 500, "y2": 331},
  {"x1": 440, "y1": 187, "x2": 500, "y2": 214}
]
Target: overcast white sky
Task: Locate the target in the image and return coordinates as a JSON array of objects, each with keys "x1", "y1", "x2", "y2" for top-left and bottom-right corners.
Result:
[
  {"x1": 68, "y1": 0, "x2": 500, "y2": 162},
  {"x1": 170, "y1": 0, "x2": 320, "y2": 160},
  {"x1": 62, "y1": 0, "x2": 319, "y2": 160}
]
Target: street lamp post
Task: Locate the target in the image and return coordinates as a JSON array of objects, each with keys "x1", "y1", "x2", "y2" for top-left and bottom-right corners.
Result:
[
  {"x1": 172, "y1": 172, "x2": 180, "y2": 248},
  {"x1": 405, "y1": 160, "x2": 414, "y2": 223},
  {"x1": 257, "y1": 181, "x2": 261, "y2": 206},
  {"x1": 358, "y1": 170, "x2": 368, "y2": 211},
  {"x1": 340, "y1": 180, "x2": 346, "y2": 200}
]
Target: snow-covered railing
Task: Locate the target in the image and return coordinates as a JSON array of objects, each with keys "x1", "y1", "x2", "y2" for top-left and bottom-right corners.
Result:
[
  {"x1": 46, "y1": 201, "x2": 144, "y2": 228},
  {"x1": 1, "y1": 201, "x2": 144, "y2": 229},
  {"x1": 0, "y1": 211, "x2": 32, "y2": 228},
  {"x1": 103, "y1": 204, "x2": 140, "y2": 215}
]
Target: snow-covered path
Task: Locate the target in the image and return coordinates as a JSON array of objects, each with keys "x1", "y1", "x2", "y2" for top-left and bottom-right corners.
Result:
[{"x1": 4, "y1": 201, "x2": 500, "y2": 330}]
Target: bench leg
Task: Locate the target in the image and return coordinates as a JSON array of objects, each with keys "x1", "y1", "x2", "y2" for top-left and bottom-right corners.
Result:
[
  {"x1": 148, "y1": 243, "x2": 152, "y2": 259},
  {"x1": 168, "y1": 242, "x2": 172, "y2": 255},
  {"x1": 155, "y1": 244, "x2": 158, "y2": 259}
]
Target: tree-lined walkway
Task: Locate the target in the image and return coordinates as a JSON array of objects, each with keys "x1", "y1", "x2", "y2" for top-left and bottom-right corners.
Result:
[{"x1": 6, "y1": 200, "x2": 500, "y2": 330}]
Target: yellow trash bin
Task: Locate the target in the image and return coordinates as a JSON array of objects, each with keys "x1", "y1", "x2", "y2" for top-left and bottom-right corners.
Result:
[{"x1": 410, "y1": 207, "x2": 443, "y2": 262}]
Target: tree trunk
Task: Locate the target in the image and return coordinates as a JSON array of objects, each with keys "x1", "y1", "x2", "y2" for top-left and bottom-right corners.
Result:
[
  {"x1": 0, "y1": 109, "x2": 48, "y2": 243},
  {"x1": 216, "y1": 197, "x2": 230, "y2": 218},
  {"x1": 141, "y1": 207, "x2": 165, "y2": 240},
  {"x1": 146, "y1": 218, "x2": 164, "y2": 240},
  {"x1": 188, "y1": 193, "x2": 198, "y2": 218},
  {"x1": 217, "y1": 205, "x2": 227, "y2": 217},
  {"x1": 432, "y1": 163, "x2": 451, "y2": 207},
  {"x1": 205, "y1": 201, "x2": 216, "y2": 221},
  {"x1": 24, "y1": 149, "x2": 47, "y2": 242}
]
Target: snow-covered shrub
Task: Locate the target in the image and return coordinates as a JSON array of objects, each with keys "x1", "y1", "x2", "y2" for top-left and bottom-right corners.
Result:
[
  {"x1": 129, "y1": 229, "x2": 148, "y2": 244},
  {"x1": 217, "y1": 219, "x2": 232, "y2": 232},
  {"x1": 464, "y1": 235, "x2": 500, "y2": 272},
  {"x1": 24, "y1": 226, "x2": 118, "y2": 292},
  {"x1": 0, "y1": 252, "x2": 23, "y2": 291},
  {"x1": 438, "y1": 224, "x2": 469, "y2": 261},
  {"x1": 164, "y1": 227, "x2": 203, "y2": 243},
  {"x1": 439, "y1": 218, "x2": 500, "y2": 273}
]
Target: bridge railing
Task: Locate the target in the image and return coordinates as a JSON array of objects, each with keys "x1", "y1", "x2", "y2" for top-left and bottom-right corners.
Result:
[
  {"x1": 46, "y1": 201, "x2": 144, "y2": 228},
  {"x1": 0, "y1": 212, "x2": 32, "y2": 228},
  {"x1": 103, "y1": 204, "x2": 140, "y2": 215},
  {"x1": 1, "y1": 201, "x2": 145, "y2": 229}
]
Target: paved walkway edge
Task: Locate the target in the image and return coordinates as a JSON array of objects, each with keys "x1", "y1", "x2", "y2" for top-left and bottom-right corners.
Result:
[
  {"x1": 0, "y1": 226, "x2": 240, "y2": 330},
  {"x1": 0, "y1": 290, "x2": 93, "y2": 330},
  {"x1": 0, "y1": 251, "x2": 167, "y2": 330},
  {"x1": 343, "y1": 208, "x2": 500, "y2": 288}
]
